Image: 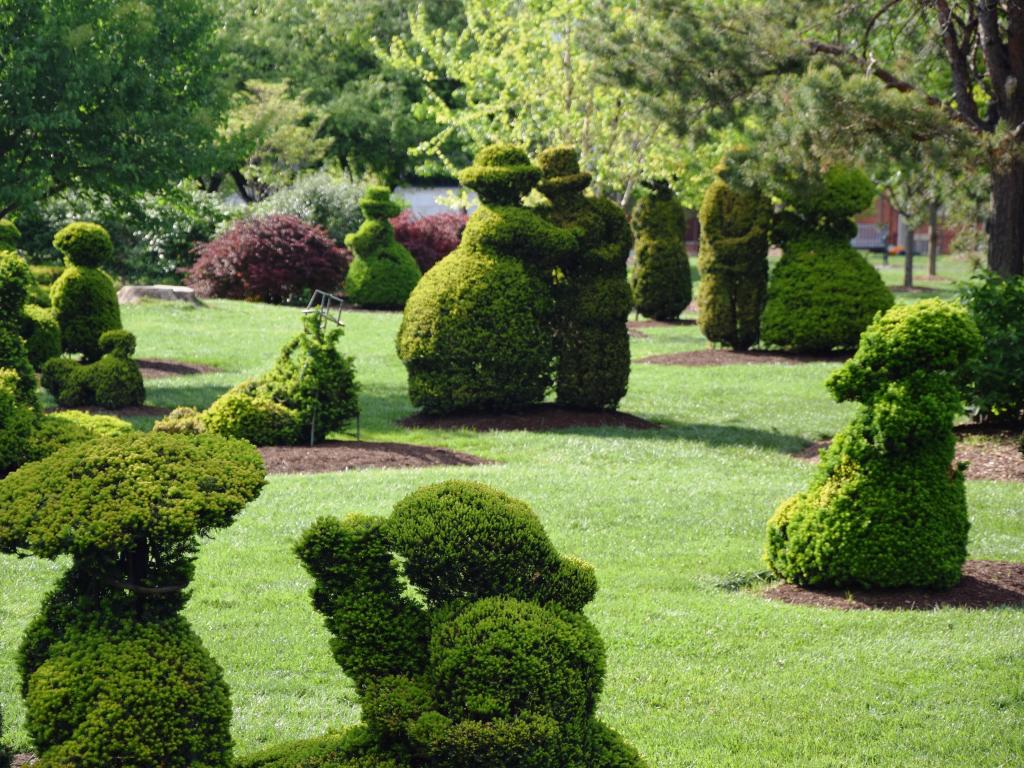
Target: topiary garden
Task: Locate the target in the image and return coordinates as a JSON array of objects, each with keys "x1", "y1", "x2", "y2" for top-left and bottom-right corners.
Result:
[
  {"x1": 344, "y1": 187, "x2": 422, "y2": 308},
  {"x1": 630, "y1": 181, "x2": 691, "y2": 322}
]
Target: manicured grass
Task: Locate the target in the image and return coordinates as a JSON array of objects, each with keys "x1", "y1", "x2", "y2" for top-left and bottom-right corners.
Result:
[{"x1": 2, "y1": 296, "x2": 1022, "y2": 767}]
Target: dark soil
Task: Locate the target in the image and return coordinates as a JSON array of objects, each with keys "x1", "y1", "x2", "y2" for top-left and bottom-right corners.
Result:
[
  {"x1": 627, "y1": 318, "x2": 696, "y2": 329},
  {"x1": 401, "y1": 404, "x2": 660, "y2": 432},
  {"x1": 764, "y1": 560, "x2": 1024, "y2": 610},
  {"x1": 639, "y1": 348, "x2": 852, "y2": 366},
  {"x1": 258, "y1": 440, "x2": 490, "y2": 475},
  {"x1": 137, "y1": 358, "x2": 221, "y2": 379},
  {"x1": 49, "y1": 405, "x2": 172, "y2": 419}
]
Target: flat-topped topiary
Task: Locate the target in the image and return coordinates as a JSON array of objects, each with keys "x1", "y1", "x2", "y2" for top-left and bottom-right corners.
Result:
[
  {"x1": 765, "y1": 299, "x2": 982, "y2": 589},
  {"x1": 344, "y1": 186, "x2": 421, "y2": 308},
  {"x1": 630, "y1": 181, "x2": 691, "y2": 321}
]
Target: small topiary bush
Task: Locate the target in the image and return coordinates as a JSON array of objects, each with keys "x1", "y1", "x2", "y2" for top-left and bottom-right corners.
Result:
[
  {"x1": 344, "y1": 187, "x2": 422, "y2": 308},
  {"x1": 203, "y1": 386, "x2": 302, "y2": 446},
  {"x1": 0, "y1": 431, "x2": 265, "y2": 768},
  {"x1": 188, "y1": 215, "x2": 349, "y2": 304},
  {"x1": 28, "y1": 410, "x2": 133, "y2": 462},
  {"x1": 0, "y1": 248, "x2": 32, "y2": 329},
  {"x1": 397, "y1": 144, "x2": 575, "y2": 414},
  {"x1": 274, "y1": 480, "x2": 644, "y2": 768},
  {"x1": 959, "y1": 270, "x2": 1024, "y2": 424},
  {"x1": 153, "y1": 406, "x2": 207, "y2": 435},
  {"x1": 696, "y1": 173, "x2": 771, "y2": 350},
  {"x1": 41, "y1": 330, "x2": 145, "y2": 409},
  {"x1": 765, "y1": 299, "x2": 982, "y2": 589},
  {"x1": 391, "y1": 209, "x2": 468, "y2": 274},
  {"x1": 20, "y1": 304, "x2": 61, "y2": 369},
  {"x1": 630, "y1": 182, "x2": 691, "y2": 321},
  {"x1": 0, "y1": 326, "x2": 36, "y2": 407},
  {"x1": 50, "y1": 222, "x2": 122, "y2": 361}
]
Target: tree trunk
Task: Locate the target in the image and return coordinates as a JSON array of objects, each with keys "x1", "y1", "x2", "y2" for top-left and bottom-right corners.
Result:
[
  {"x1": 898, "y1": 213, "x2": 913, "y2": 288},
  {"x1": 927, "y1": 201, "x2": 939, "y2": 277},
  {"x1": 988, "y1": 161, "x2": 1024, "y2": 277}
]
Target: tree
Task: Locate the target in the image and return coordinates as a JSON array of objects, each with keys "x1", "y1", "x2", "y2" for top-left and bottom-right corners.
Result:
[{"x1": 0, "y1": 0, "x2": 230, "y2": 217}]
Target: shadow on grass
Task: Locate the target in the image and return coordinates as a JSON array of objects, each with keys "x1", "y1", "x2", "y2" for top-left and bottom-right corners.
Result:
[
  {"x1": 636, "y1": 418, "x2": 808, "y2": 453},
  {"x1": 145, "y1": 383, "x2": 232, "y2": 410}
]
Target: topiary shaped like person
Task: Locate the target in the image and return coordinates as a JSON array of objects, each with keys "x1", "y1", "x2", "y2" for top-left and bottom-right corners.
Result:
[
  {"x1": 630, "y1": 181, "x2": 691, "y2": 321},
  {"x1": 41, "y1": 329, "x2": 145, "y2": 410},
  {"x1": 535, "y1": 146, "x2": 634, "y2": 411},
  {"x1": 397, "y1": 144, "x2": 577, "y2": 414},
  {"x1": 761, "y1": 166, "x2": 893, "y2": 352},
  {"x1": 50, "y1": 221, "x2": 123, "y2": 361},
  {"x1": 345, "y1": 186, "x2": 422, "y2": 308},
  {"x1": 696, "y1": 165, "x2": 772, "y2": 351},
  {"x1": 0, "y1": 219, "x2": 61, "y2": 369},
  {"x1": 0, "y1": 431, "x2": 266, "y2": 768},
  {"x1": 766, "y1": 300, "x2": 982, "y2": 589},
  {"x1": 251, "y1": 481, "x2": 645, "y2": 768}
]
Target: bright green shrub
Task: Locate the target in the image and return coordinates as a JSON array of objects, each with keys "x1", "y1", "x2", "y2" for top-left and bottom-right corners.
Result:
[
  {"x1": 20, "y1": 304, "x2": 61, "y2": 368},
  {"x1": 153, "y1": 406, "x2": 207, "y2": 434},
  {"x1": 41, "y1": 330, "x2": 144, "y2": 409},
  {"x1": 0, "y1": 218, "x2": 19, "y2": 249},
  {"x1": 0, "y1": 249, "x2": 31, "y2": 329},
  {"x1": 51, "y1": 221, "x2": 114, "y2": 267},
  {"x1": 696, "y1": 174, "x2": 771, "y2": 350},
  {"x1": 397, "y1": 145, "x2": 575, "y2": 414},
  {"x1": 630, "y1": 182, "x2": 691, "y2": 321},
  {"x1": 289, "y1": 480, "x2": 642, "y2": 768},
  {"x1": 204, "y1": 385, "x2": 302, "y2": 446},
  {"x1": 0, "y1": 327, "x2": 36, "y2": 406},
  {"x1": 765, "y1": 300, "x2": 981, "y2": 588},
  {"x1": 344, "y1": 186, "x2": 421, "y2": 308},
  {"x1": 536, "y1": 146, "x2": 633, "y2": 410},
  {"x1": 28, "y1": 410, "x2": 132, "y2": 462},
  {"x1": 235, "y1": 728, "x2": 398, "y2": 768},
  {"x1": 0, "y1": 369, "x2": 36, "y2": 476}
]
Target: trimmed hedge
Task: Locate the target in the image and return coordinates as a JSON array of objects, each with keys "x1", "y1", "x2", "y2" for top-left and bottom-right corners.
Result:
[
  {"x1": 0, "y1": 368, "x2": 36, "y2": 476},
  {"x1": 344, "y1": 187, "x2": 421, "y2": 308},
  {"x1": 153, "y1": 406, "x2": 207, "y2": 435},
  {"x1": 0, "y1": 248, "x2": 31, "y2": 329},
  {"x1": 0, "y1": 327, "x2": 36, "y2": 407},
  {"x1": 41, "y1": 330, "x2": 145, "y2": 409},
  {"x1": 204, "y1": 385, "x2": 302, "y2": 446},
  {"x1": 630, "y1": 182, "x2": 691, "y2": 321},
  {"x1": 765, "y1": 300, "x2": 981, "y2": 588}
]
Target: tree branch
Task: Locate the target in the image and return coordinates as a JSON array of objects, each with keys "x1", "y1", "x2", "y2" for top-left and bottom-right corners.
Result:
[{"x1": 932, "y1": 0, "x2": 985, "y2": 127}]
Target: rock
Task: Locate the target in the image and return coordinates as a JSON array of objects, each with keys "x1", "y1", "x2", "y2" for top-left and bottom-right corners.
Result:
[{"x1": 117, "y1": 285, "x2": 204, "y2": 306}]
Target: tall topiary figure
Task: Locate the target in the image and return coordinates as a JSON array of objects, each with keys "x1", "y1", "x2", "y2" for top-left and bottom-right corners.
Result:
[
  {"x1": 397, "y1": 145, "x2": 576, "y2": 414},
  {"x1": 0, "y1": 432, "x2": 266, "y2": 768},
  {"x1": 697, "y1": 170, "x2": 772, "y2": 350},
  {"x1": 761, "y1": 166, "x2": 893, "y2": 351},
  {"x1": 0, "y1": 249, "x2": 37, "y2": 403},
  {"x1": 535, "y1": 146, "x2": 633, "y2": 410},
  {"x1": 630, "y1": 181, "x2": 691, "y2": 321},
  {"x1": 237, "y1": 480, "x2": 644, "y2": 768},
  {"x1": 50, "y1": 222, "x2": 122, "y2": 361},
  {"x1": 344, "y1": 186, "x2": 422, "y2": 308},
  {"x1": 766, "y1": 300, "x2": 981, "y2": 589}
]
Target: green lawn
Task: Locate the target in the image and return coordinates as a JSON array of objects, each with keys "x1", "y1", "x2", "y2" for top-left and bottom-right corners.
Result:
[{"x1": 2, "y1": 292, "x2": 1022, "y2": 767}]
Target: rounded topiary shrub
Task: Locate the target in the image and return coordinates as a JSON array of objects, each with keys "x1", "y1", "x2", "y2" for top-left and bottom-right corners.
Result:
[
  {"x1": 153, "y1": 406, "x2": 207, "y2": 435},
  {"x1": 765, "y1": 299, "x2": 982, "y2": 589},
  {"x1": 0, "y1": 326, "x2": 36, "y2": 407},
  {"x1": 0, "y1": 368, "x2": 36, "y2": 477},
  {"x1": 188, "y1": 215, "x2": 349, "y2": 304},
  {"x1": 41, "y1": 330, "x2": 144, "y2": 409},
  {"x1": 0, "y1": 248, "x2": 31, "y2": 330},
  {"x1": 696, "y1": 174, "x2": 771, "y2": 350},
  {"x1": 397, "y1": 144, "x2": 576, "y2": 414},
  {"x1": 50, "y1": 222, "x2": 122, "y2": 361},
  {"x1": 630, "y1": 182, "x2": 691, "y2": 321},
  {"x1": 344, "y1": 187, "x2": 422, "y2": 308},
  {"x1": 280, "y1": 480, "x2": 644, "y2": 768},
  {"x1": 203, "y1": 385, "x2": 302, "y2": 446},
  {"x1": 20, "y1": 304, "x2": 61, "y2": 369}
]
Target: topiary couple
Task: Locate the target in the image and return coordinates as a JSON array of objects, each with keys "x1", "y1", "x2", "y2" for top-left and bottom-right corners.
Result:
[{"x1": 397, "y1": 144, "x2": 633, "y2": 415}]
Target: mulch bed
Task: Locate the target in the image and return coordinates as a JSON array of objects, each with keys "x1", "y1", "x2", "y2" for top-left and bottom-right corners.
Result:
[
  {"x1": 763, "y1": 560, "x2": 1024, "y2": 610},
  {"x1": 639, "y1": 348, "x2": 852, "y2": 366},
  {"x1": 48, "y1": 405, "x2": 172, "y2": 419},
  {"x1": 627, "y1": 318, "x2": 696, "y2": 329},
  {"x1": 401, "y1": 404, "x2": 660, "y2": 432},
  {"x1": 136, "y1": 358, "x2": 221, "y2": 379},
  {"x1": 258, "y1": 440, "x2": 490, "y2": 475}
]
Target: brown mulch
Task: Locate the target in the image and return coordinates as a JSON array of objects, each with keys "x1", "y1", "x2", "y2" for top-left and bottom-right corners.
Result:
[
  {"x1": 764, "y1": 560, "x2": 1024, "y2": 610},
  {"x1": 794, "y1": 432, "x2": 1024, "y2": 482},
  {"x1": 639, "y1": 348, "x2": 852, "y2": 366},
  {"x1": 48, "y1": 405, "x2": 172, "y2": 419},
  {"x1": 627, "y1": 318, "x2": 696, "y2": 329},
  {"x1": 401, "y1": 404, "x2": 660, "y2": 432},
  {"x1": 258, "y1": 440, "x2": 490, "y2": 475},
  {"x1": 136, "y1": 358, "x2": 221, "y2": 379}
]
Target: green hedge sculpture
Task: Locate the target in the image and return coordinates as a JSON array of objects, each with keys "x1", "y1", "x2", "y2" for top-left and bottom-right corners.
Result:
[
  {"x1": 630, "y1": 181, "x2": 691, "y2": 321},
  {"x1": 41, "y1": 329, "x2": 144, "y2": 410},
  {"x1": 345, "y1": 186, "x2": 422, "y2": 308},
  {"x1": 765, "y1": 300, "x2": 982, "y2": 588}
]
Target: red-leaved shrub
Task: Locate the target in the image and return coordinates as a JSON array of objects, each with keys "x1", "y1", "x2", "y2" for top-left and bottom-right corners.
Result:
[
  {"x1": 188, "y1": 215, "x2": 350, "y2": 304},
  {"x1": 390, "y1": 210, "x2": 468, "y2": 273}
]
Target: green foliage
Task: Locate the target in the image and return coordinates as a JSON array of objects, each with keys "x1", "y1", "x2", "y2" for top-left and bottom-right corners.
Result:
[
  {"x1": 41, "y1": 331, "x2": 144, "y2": 409},
  {"x1": 398, "y1": 145, "x2": 575, "y2": 414},
  {"x1": 765, "y1": 300, "x2": 981, "y2": 588},
  {"x1": 0, "y1": 327, "x2": 36, "y2": 407},
  {"x1": 696, "y1": 175, "x2": 771, "y2": 350},
  {"x1": 253, "y1": 173, "x2": 366, "y2": 244},
  {"x1": 536, "y1": 146, "x2": 633, "y2": 410},
  {"x1": 630, "y1": 184, "x2": 691, "y2": 321},
  {"x1": 959, "y1": 271, "x2": 1024, "y2": 423},
  {"x1": 0, "y1": 219, "x2": 20, "y2": 249},
  {"x1": 234, "y1": 727, "x2": 396, "y2": 768},
  {"x1": 20, "y1": 304, "x2": 61, "y2": 369},
  {"x1": 153, "y1": 406, "x2": 207, "y2": 435},
  {"x1": 204, "y1": 386, "x2": 302, "y2": 447},
  {"x1": 0, "y1": 369, "x2": 36, "y2": 477},
  {"x1": 27, "y1": 410, "x2": 133, "y2": 465},
  {"x1": 52, "y1": 222, "x2": 114, "y2": 268},
  {"x1": 50, "y1": 262, "x2": 122, "y2": 362},
  {"x1": 0, "y1": 250, "x2": 31, "y2": 329},
  {"x1": 344, "y1": 187, "x2": 421, "y2": 308}
]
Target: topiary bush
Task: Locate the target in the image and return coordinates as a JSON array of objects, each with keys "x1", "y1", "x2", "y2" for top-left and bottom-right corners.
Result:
[
  {"x1": 0, "y1": 218, "x2": 19, "y2": 249},
  {"x1": 0, "y1": 431, "x2": 265, "y2": 768},
  {"x1": 344, "y1": 187, "x2": 422, "y2": 308},
  {"x1": 696, "y1": 173, "x2": 771, "y2": 351},
  {"x1": 153, "y1": 406, "x2": 207, "y2": 435},
  {"x1": 765, "y1": 299, "x2": 982, "y2": 589},
  {"x1": 0, "y1": 368, "x2": 36, "y2": 476},
  {"x1": 397, "y1": 144, "x2": 575, "y2": 414},
  {"x1": 268, "y1": 480, "x2": 644, "y2": 768},
  {"x1": 20, "y1": 304, "x2": 61, "y2": 369},
  {"x1": 203, "y1": 385, "x2": 302, "y2": 446},
  {"x1": 536, "y1": 146, "x2": 633, "y2": 410},
  {"x1": 188, "y1": 215, "x2": 349, "y2": 304},
  {"x1": 41, "y1": 329, "x2": 145, "y2": 409},
  {"x1": 761, "y1": 166, "x2": 892, "y2": 352},
  {"x1": 50, "y1": 222, "x2": 122, "y2": 361},
  {"x1": 0, "y1": 327, "x2": 36, "y2": 407},
  {"x1": 0, "y1": 248, "x2": 32, "y2": 329},
  {"x1": 630, "y1": 181, "x2": 691, "y2": 321},
  {"x1": 391, "y1": 209, "x2": 468, "y2": 274}
]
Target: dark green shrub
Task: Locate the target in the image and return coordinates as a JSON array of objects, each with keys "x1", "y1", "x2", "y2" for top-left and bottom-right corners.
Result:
[
  {"x1": 20, "y1": 304, "x2": 61, "y2": 368},
  {"x1": 765, "y1": 300, "x2": 981, "y2": 588},
  {"x1": 0, "y1": 368, "x2": 36, "y2": 476},
  {"x1": 536, "y1": 146, "x2": 633, "y2": 410},
  {"x1": 696, "y1": 175, "x2": 771, "y2": 350},
  {"x1": 959, "y1": 270, "x2": 1024, "y2": 423},
  {"x1": 0, "y1": 249, "x2": 31, "y2": 329},
  {"x1": 153, "y1": 406, "x2": 207, "y2": 434},
  {"x1": 397, "y1": 145, "x2": 575, "y2": 414},
  {"x1": 203, "y1": 385, "x2": 302, "y2": 446},
  {"x1": 0, "y1": 218, "x2": 19, "y2": 249},
  {"x1": 28, "y1": 410, "x2": 132, "y2": 462},
  {"x1": 291, "y1": 480, "x2": 642, "y2": 768},
  {"x1": 41, "y1": 330, "x2": 144, "y2": 409},
  {"x1": 344, "y1": 187, "x2": 421, "y2": 308},
  {"x1": 630, "y1": 182, "x2": 691, "y2": 321},
  {"x1": 235, "y1": 728, "x2": 398, "y2": 768}
]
